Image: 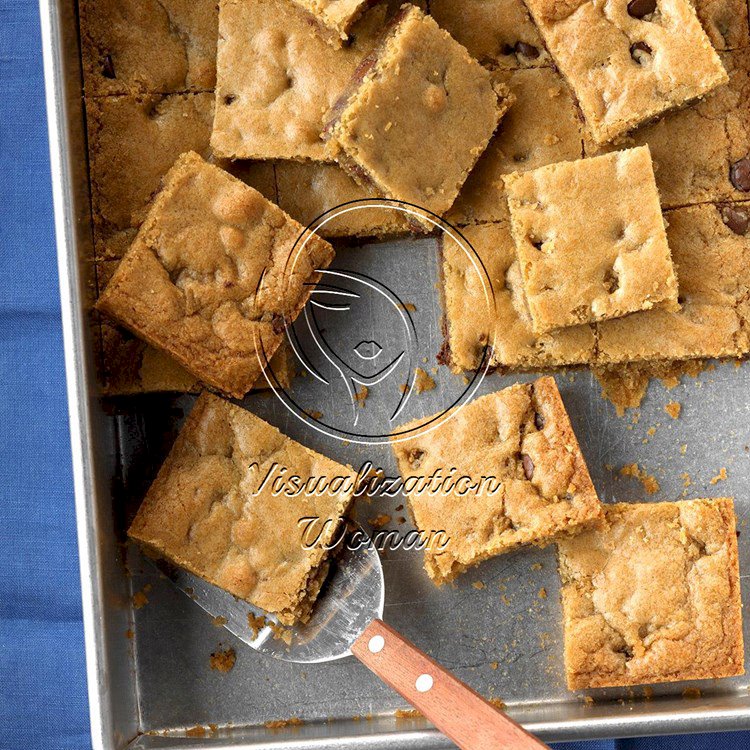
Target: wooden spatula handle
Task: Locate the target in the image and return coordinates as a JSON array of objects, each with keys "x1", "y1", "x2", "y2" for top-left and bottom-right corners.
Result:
[{"x1": 351, "y1": 619, "x2": 550, "y2": 750}]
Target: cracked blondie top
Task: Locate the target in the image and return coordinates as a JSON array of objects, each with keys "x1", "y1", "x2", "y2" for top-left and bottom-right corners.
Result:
[
  {"x1": 441, "y1": 201, "x2": 750, "y2": 372},
  {"x1": 79, "y1": 0, "x2": 218, "y2": 97},
  {"x1": 447, "y1": 67, "x2": 584, "y2": 226},
  {"x1": 129, "y1": 393, "x2": 357, "y2": 624},
  {"x1": 391, "y1": 377, "x2": 601, "y2": 584},
  {"x1": 324, "y1": 4, "x2": 512, "y2": 217},
  {"x1": 97, "y1": 152, "x2": 334, "y2": 398},
  {"x1": 558, "y1": 498, "x2": 744, "y2": 689},
  {"x1": 505, "y1": 147, "x2": 678, "y2": 333},
  {"x1": 430, "y1": 0, "x2": 551, "y2": 70},
  {"x1": 95, "y1": 260, "x2": 296, "y2": 395},
  {"x1": 586, "y1": 49, "x2": 750, "y2": 209},
  {"x1": 211, "y1": 0, "x2": 385, "y2": 161},
  {"x1": 289, "y1": 0, "x2": 377, "y2": 44},
  {"x1": 524, "y1": 0, "x2": 728, "y2": 144}
]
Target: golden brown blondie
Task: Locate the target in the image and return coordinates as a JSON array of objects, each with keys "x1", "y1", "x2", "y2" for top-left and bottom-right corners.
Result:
[
  {"x1": 524, "y1": 0, "x2": 728, "y2": 144},
  {"x1": 324, "y1": 4, "x2": 512, "y2": 217},
  {"x1": 504, "y1": 147, "x2": 678, "y2": 333},
  {"x1": 391, "y1": 377, "x2": 601, "y2": 584},
  {"x1": 129, "y1": 393, "x2": 357, "y2": 624},
  {"x1": 97, "y1": 152, "x2": 333, "y2": 398},
  {"x1": 558, "y1": 499, "x2": 744, "y2": 689}
]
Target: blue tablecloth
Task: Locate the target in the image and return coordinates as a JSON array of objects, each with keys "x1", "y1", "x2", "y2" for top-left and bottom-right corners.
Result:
[{"x1": 0, "y1": 1, "x2": 748, "y2": 748}]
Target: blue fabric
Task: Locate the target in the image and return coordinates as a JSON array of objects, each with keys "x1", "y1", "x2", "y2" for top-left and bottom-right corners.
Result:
[{"x1": 0, "y1": 1, "x2": 748, "y2": 748}]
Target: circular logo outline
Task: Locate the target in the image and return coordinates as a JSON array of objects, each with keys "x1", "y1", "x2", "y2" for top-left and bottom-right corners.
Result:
[{"x1": 254, "y1": 198, "x2": 497, "y2": 446}]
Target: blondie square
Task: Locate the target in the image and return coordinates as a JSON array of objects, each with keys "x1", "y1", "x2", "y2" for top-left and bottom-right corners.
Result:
[
  {"x1": 391, "y1": 377, "x2": 602, "y2": 584},
  {"x1": 129, "y1": 393, "x2": 357, "y2": 624},
  {"x1": 430, "y1": 0, "x2": 551, "y2": 70},
  {"x1": 324, "y1": 4, "x2": 512, "y2": 217},
  {"x1": 596, "y1": 200, "x2": 750, "y2": 362},
  {"x1": 289, "y1": 0, "x2": 376, "y2": 44},
  {"x1": 524, "y1": 0, "x2": 728, "y2": 145},
  {"x1": 505, "y1": 147, "x2": 678, "y2": 333},
  {"x1": 275, "y1": 162, "x2": 414, "y2": 238},
  {"x1": 440, "y1": 223, "x2": 596, "y2": 372},
  {"x1": 97, "y1": 152, "x2": 333, "y2": 398},
  {"x1": 447, "y1": 67, "x2": 584, "y2": 226},
  {"x1": 586, "y1": 50, "x2": 750, "y2": 210},
  {"x1": 79, "y1": 0, "x2": 218, "y2": 96},
  {"x1": 211, "y1": 0, "x2": 385, "y2": 161},
  {"x1": 558, "y1": 499, "x2": 744, "y2": 689}
]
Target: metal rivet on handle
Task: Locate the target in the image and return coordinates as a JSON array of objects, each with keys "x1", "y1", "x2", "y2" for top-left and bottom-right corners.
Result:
[
  {"x1": 368, "y1": 635, "x2": 385, "y2": 654},
  {"x1": 415, "y1": 674, "x2": 434, "y2": 692}
]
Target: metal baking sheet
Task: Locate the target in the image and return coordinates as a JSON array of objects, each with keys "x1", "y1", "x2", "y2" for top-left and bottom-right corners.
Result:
[{"x1": 41, "y1": 0, "x2": 750, "y2": 747}]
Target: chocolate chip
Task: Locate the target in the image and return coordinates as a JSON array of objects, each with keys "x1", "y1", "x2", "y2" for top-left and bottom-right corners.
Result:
[
  {"x1": 271, "y1": 314, "x2": 287, "y2": 335},
  {"x1": 515, "y1": 41, "x2": 540, "y2": 59},
  {"x1": 501, "y1": 43, "x2": 516, "y2": 56},
  {"x1": 627, "y1": 0, "x2": 657, "y2": 18},
  {"x1": 630, "y1": 41, "x2": 652, "y2": 64},
  {"x1": 721, "y1": 205, "x2": 749, "y2": 235},
  {"x1": 223, "y1": 94, "x2": 237, "y2": 106},
  {"x1": 603, "y1": 267, "x2": 620, "y2": 294},
  {"x1": 408, "y1": 449, "x2": 425, "y2": 468},
  {"x1": 521, "y1": 453, "x2": 534, "y2": 480},
  {"x1": 102, "y1": 54, "x2": 116, "y2": 79},
  {"x1": 534, "y1": 412, "x2": 545, "y2": 430},
  {"x1": 730, "y1": 157, "x2": 750, "y2": 192}
]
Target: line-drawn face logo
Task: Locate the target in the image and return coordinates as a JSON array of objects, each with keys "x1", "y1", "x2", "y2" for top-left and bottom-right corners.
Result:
[
  {"x1": 257, "y1": 200, "x2": 496, "y2": 445},
  {"x1": 294, "y1": 269, "x2": 418, "y2": 429}
]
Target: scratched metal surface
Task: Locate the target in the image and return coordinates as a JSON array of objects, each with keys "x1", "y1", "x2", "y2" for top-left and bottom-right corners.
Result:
[{"x1": 116, "y1": 236, "x2": 750, "y2": 744}]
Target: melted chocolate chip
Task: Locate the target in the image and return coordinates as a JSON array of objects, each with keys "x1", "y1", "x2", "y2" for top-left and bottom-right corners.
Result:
[
  {"x1": 730, "y1": 157, "x2": 750, "y2": 192},
  {"x1": 627, "y1": 0, "x2": 656, "y2": 18},
  {"x1": 515, "y1": 41, "x2": 540, "y2": 59},
  {"x1": 408, "y1": 449, "x2": 425, "y2": 468},
  {"x1": 102, "y1": 54, "x2": 116, "y2": 79},
  {"x1": 630, "y1": 41, "x2": 653, "y2": 64},
  {"x1": 271, "y1": 314, "x2": 287, "y2": 335},
  {"x1": 721, "y1": 205, "x2": 749, "y2": 235},
  {"x1": 521, "y1": 453, "x2": 534, "y2": 480},
  {"x1": 534, "y1": 412, "x2": 545, "y2": 430},
  {"x1": 501, "y1": 43, "x2": 516, "y2": 56}
]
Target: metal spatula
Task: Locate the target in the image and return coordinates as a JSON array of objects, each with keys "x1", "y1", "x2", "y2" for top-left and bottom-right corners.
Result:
[{"x1": 153, "y1": 525, "x2": 549, "y2": 749}]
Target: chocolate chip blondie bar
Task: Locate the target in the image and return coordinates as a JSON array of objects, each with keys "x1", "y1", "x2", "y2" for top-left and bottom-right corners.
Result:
[
  {"x1": 558, "y1": 498, "x2": 744, "y2": 689},
  {"x1": 441, "y1": 200, "x2": 750, "y2": 372},
  {"x1": 324, "y1": 4, "x2": 513, "y2": 218},
  {"x1": 391, "y1": 377, "x2": 602, "y2": 584},
  {"x1": 524, "y1": 0, "x2": 728, "y2": 144},
  {"x1": 129, "y1": 393, "x2": 357, "y2": 624},
  {"x1": 97, "y1": 152, "x2": 334, "y2": 398},
  {"x1": 504, "y1": 147, "x2": 678, "y2": 332},
  {"x1": 211, "y1": 0, "x2": 385, "y2": 161}
]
